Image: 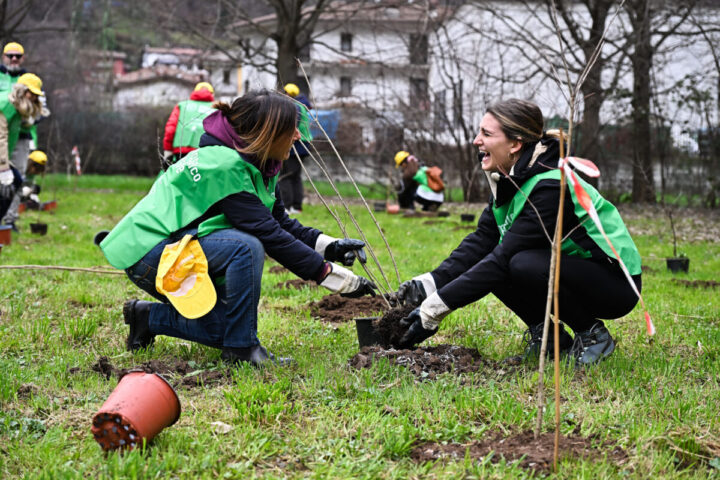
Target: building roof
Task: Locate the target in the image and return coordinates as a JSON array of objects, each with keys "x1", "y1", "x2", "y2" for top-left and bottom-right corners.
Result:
[{"x1": 115, "y1": 65, "x2": 206, "y2": 88}]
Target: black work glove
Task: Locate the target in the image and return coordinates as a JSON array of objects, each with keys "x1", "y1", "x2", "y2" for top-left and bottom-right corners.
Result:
[
  {"x1": 324, "y1": 238, "x2": 367, "y2": 266},
  {"x1": 340, "y1": 276, "x2": 377, "y2": 298},
  {"x1": 397, "y1": 308, "x2": 438, "y2": 349},
  {"x1": 396, "y1": 279, "x2": 427, "y2": 306}
]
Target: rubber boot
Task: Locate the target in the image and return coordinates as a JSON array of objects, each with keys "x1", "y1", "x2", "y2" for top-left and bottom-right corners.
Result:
[
  {"x1": 123, "y1": 299, "x2": 156, "y2": 352},
  {"x1": 221, "y1": 345, "x2": 294, "y2": 367},
  {"x1": 505, "y1": 321, "x2": 574, "y2": 365}
]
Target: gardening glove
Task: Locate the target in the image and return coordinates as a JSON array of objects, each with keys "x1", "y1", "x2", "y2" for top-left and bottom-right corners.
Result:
[
  {"x1": 320, "y1": 263, "x2": 377, "y2": 297},
  {"x1": 396, "y1": 272, "x2": 437, "y2": 306},
  {"x1": 0, "y1": 168, "x2": 13, "y2": 186},
  {"x1": 29, "y1": 193, "x2": 39, "y2": 203},
  {"x1": 315, "y1": 234, "x2": 367, "y2": 266},
  {"x1": 21, "y1": 185, "x2": 33, "y2": 197},
  {"x1": 397, "y1": 292, "x2": 452, "y2": 348}
]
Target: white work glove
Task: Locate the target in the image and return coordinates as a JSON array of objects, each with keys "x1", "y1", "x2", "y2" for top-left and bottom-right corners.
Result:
[
  {"x1": 320, "y1": 263, "x2": 377, "y2": 298},
  {"x1": 0, "y1": 168, "x2": 13, "y2": 186},
  {"x1": 29, "y1": 193, "x2": 39, "y2": 203},
  {"x1": 396, "y1": 272, "x2": 436, "y2": 306},
  {"x1": 21, "y1": 186, "x2": 32, "y2": 197},
  {"x1": 163, "y1": 150, "x2": 173, "y2": 160}
]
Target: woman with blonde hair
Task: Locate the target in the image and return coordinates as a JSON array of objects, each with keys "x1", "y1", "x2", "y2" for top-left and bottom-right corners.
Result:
[
  {"x1": 395, "y1": 98, "x2": 642, "y2": 367},
  {"x1": 0, "y1": 73, "x2": 46, "y2": 218},
  {"x1": 101, "y1": 90, "x2": 375, "y2": 366}
]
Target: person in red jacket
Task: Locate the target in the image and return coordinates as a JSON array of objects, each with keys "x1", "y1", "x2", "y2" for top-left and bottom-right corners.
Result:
[{"x1": 162, "y1": 82, "x2": 215, "y2": 168}]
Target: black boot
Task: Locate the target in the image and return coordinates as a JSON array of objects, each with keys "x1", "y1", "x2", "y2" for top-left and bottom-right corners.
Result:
[
  {"x1": 123, "y1": 299, "x2": 156, "y2": 352},
  {"x1": 569, "y1": 322, "x2": 615, "y2": 367},
  {"x1": 221, "y1": 345, "x2": 294, "y2": 367},
  {"x1": 505, "y1": 321, "x2": 574, "y2": 365}
]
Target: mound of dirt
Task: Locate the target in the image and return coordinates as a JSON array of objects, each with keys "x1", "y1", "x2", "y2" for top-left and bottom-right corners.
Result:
[
  {"x1": 276, "y1": 278, "x2": 317, "y2": 290},
  {"x1": 309, "y1": 294, "x2": 388, "y2": 323},
  {"x1": 91, "y1": 356, "x2": 230, "y2": 388},
  {"x1": 672, "y1": 279, "x2": 720, "y2": 289},
  {"x1": 411, "y1": 431, "x2": 628, "y2": 472},
  {"x1": 349, "y1": 344, "x2": 495, "y2": 379},
  {"x1": 372, "y1": 304, "x2": 416, "y2": 348},
  {"x1": 269, "y1": 265, "x2": 289, "y2": 274}
]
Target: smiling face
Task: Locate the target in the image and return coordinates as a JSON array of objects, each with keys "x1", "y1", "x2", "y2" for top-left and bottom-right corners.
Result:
[{"x1": 472, "y1": 113, "x2": 523, "y2": 174}]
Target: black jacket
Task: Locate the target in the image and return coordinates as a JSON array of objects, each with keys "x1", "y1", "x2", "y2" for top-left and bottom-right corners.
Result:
[
  {"x1": 431, "y1": 136, "x2": 637, "y2": 310},
  {"x1": 182, "y1": 133, "x2": 325, "y2": 280}
]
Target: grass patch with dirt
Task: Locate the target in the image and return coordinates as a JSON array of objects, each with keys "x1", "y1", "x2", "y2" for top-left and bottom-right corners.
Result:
[{"x1": 1, "y1": 174, "x2": 719, "y2": 478}]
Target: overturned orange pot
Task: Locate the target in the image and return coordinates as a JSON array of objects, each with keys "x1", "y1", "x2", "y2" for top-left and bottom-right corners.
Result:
[
  {"x1": 42, "y1": 200, "x2": 57, "y2": 211},
  {"x1": 386, "y1": 204, "x2": 400, "y2": 214},
  {"x1": 91, "y1": 371, "x2": 181, "y2": 451}
]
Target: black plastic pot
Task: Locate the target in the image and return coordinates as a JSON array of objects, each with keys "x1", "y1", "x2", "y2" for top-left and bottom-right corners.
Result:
[
  {"x1": 373, "y1": 201, "x2": 386, "y2": 212},
  {"x1": 437, "y1": 211, "x2": 450, "y2": 217},
  {"x1": 93, "y1": 230, "x2": 110, "y2": 246},
  {"x1": 460, "y1": 214, "x2": 475, "y2": 222},
  {"x1": 30, "y1": 222, "x2": 48, "y2": 235},
  {"x1": 666, "y1": 257, "x2": 689, "y2": 273},
  {"x1": 355, "y1": 317, "x2": 381, "y2": 348}
]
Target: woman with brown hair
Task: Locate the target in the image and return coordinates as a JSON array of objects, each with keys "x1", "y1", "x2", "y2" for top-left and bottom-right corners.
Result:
[
  {"x1": 395, "y1": 98, "x2": 642, "y2": 367},
  {"x1": 101, "y1": 90, "x2": 375, "y2": 366}
]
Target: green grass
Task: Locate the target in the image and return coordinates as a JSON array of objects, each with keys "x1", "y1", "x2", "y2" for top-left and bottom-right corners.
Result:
[{"x1": 1, "y1": 174, "x2": 719, "y2": 479}]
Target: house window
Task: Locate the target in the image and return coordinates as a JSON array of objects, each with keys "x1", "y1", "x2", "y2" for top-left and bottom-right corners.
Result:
[
  {"x1": 341, "y1": 33, "x2": 353, "y2": 52},
  {"x1": 409, "y1": 34, "x2": 428, "y2": 65},
  {"x1": 244, "y1": 80, "x2": 250, "y2": 94},
  {"x1": 453, "y1": 80, "x2": 463, "y2": 127},
  {"x1": 410, "y1": 77, "x2": 429, "y2": 111},
  {"x1": 223, "y1": 69, "x2": 230, "y2": 84},
  {"x1": 340, "y1": 76, "x2": 352, "y2": 97}
]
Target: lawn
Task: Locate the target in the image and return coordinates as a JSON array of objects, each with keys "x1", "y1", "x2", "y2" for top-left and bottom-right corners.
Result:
[{"x1": 1, "y1": 174, "x2": 719, "y2": 479}]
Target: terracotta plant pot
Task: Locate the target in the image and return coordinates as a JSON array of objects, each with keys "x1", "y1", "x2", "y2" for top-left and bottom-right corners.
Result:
[
  {"x1": 18, "y1": 202, "x2": 26, "y2": 214},
  {"x1": 666, "y1": 257, "x2": 689, "y2": 273},
  {"x1": 460, "y1": 214, "x2": 475, "y2": 222},
  {"x1": 0, "y1": 225, "x2": 11, "y2": 245},
  {"x1": 373, "y1": 201, "x2": 386, "y2": 212},
  {"x1": 355, "y1": 317, "x2": 382, "y2": 348},
  {"x1": 30, "y1": 222, "x2": 48, "y2": 235},
  {"x1": 92, "y1": 371, "x2": 181, "y2": 451},
  {"x1": 386, "y1": 204, "x2": 400, "y2": 214},
  {"x1": 42, "y1": 200, "x2": 57, "y2": 211}
]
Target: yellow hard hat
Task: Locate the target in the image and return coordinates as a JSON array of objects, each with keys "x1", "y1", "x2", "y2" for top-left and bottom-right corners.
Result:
[
  {"x1": 284, "y1": 83, "x2": 300, "y2": 97},
  {"x1": 194, "y1": 81, "x2": 214, "y2": 94},
  {"x1": 17, "y1": 73, "x2": 43, "y2": 96},
  {"x1": 29, "y1": 150, "x2": 47, "y2": 165},
  {"x1": 394, "y1": 150, "x2": 410, "y2": 168},
  {"x1": 3, "y1": 42, "x2": 24, "y2": 55}
]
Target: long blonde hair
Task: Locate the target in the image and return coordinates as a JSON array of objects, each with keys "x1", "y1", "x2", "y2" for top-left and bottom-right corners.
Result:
[
  {"x1": 213, "y1": 89, "x2": 297, "y2": 169},
  {"x1": 8, "y1": 82, "x2": 43, "y2": 123}
]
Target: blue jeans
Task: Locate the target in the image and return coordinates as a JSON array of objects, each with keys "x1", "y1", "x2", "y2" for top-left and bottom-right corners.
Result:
[{"x1": 125, "y1": 228, "x2": 265, "y2": 349}]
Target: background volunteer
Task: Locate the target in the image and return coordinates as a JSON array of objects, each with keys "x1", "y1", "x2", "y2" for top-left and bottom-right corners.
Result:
[
  {"x1": 394, "y1": 150, "x2": 444, "y2": 212},
  {"x1": 162, "y1": 81, "x2": 216, "y2": 168}
]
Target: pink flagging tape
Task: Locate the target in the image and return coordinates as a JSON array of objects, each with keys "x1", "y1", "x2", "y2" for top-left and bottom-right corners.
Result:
[{"x1": 559, "y1": 158, "x2": 656, "y2": 336}]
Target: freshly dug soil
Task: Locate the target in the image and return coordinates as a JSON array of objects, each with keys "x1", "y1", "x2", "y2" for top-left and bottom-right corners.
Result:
[
  {"x1": 410, "y1": 430, "x2": 628, "y2": 472},
  {"x1": 372, "y1": 304, "x2": 416, "y2": 348},
  {"x1": 91, "y1": 356, "x2": 230, "y2": 388},
  {"x1": 276, "y1": 278, "x2": 317, "y2": 290},
  {"x1": 309, "y1": 294, "x2": 388, "y2": 323},
  {"x1": 672, "y1": 279, "x2": 720, "y2": 289},
  {"x1": 349, "y1": 344, "x2": 494, "y2": 380},
  {"x1": 269, "y1": 265, "x2": 289, "y2": 274}
]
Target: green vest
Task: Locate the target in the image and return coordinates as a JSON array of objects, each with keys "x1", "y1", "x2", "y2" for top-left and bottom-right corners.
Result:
[
  {"x1": 0, "y1": 71, "x2": 17, "y2": 93},
  {"x1": 0, "y1": 93, "x2": 21, "y2": 157},
  {"x1": 298, "y1": 104, "x2": 313, "y2": 142},
  {"x1": 492, "y1": 169, "x2": 641, "y2": 275},
  {"x1": 172, "y1": 100, "x2": 214, "y2": 148},
  {"x1": 412, "y1": 166, "x2": 435, "y2": 196},
  {"x1": 101, "y1": 146, "x2": 278, "y2": 269}
]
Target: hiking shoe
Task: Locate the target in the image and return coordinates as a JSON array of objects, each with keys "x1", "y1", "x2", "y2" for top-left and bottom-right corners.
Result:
[
  {"x1": 569, "y1": 322, "x2": 615, "y2": 367},
  {"x1": 505, "y1": 322, "x2": 573, "y2": 365},
  {"x1": 221, "y1": 345, "x2": 294, "y2": 367},
  {"x1": 123, "y1": 299, "x2": 156, "y2": 352}
]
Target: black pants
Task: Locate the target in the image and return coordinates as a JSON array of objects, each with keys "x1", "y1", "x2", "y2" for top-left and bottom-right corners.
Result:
[
  {"x1": 279, "y1": 155, "x2": 305, "y2": 210},
  {"x1": 491, "y1": 250, "x2": 641, "y2": 333}
]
